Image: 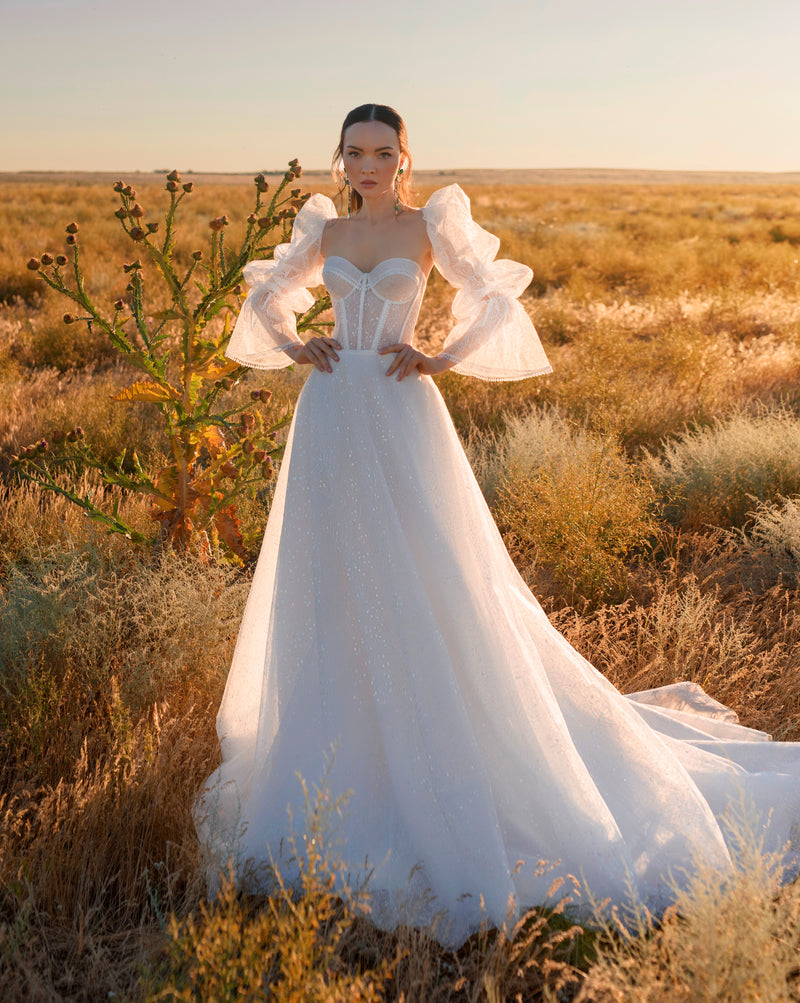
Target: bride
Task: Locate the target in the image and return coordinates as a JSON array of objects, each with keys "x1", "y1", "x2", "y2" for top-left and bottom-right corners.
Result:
[{"x1": 195, "y1": 103, "x2": 800, "y2": 945}]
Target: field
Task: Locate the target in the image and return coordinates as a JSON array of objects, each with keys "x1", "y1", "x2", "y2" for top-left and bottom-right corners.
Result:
[{"x1": 2, "y1": 169, "x2": 800, "y2": 1000}]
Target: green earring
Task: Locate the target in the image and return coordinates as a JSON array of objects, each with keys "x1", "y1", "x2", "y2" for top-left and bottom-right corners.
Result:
[
  {"x1": 345, "y1": 177, "x2": 352, "y2": 218},
  {"x1": 394, "y1": 167, "x2": 404, "y2": 216}
]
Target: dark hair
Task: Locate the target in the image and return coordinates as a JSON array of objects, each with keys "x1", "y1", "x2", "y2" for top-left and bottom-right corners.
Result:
[{"x1": 331, "y1": 103, "x2": 413, "y2": 214}]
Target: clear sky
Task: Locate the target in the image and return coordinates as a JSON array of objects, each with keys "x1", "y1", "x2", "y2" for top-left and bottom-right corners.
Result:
[{"x1": 2, "y1": 0, "x2": 798, "y2": 173}]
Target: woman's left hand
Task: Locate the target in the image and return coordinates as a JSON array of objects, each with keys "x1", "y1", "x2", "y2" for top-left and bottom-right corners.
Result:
[{"x1": 379, "y1": 344, "x2": 454, "y2": 381}]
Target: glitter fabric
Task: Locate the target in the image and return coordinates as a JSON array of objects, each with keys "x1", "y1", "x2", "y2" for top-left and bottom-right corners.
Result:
[{"x1": 197, "y1": 187, "x2": 800, "y2": 947}]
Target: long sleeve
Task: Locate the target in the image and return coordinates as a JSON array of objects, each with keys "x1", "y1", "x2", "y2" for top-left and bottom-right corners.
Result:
[
  {"x1": 423, "y1": 185, "x2": 552, "y2": 382},
  {"x1": 226, "y1": 193, "x2": 337, "y2": 370}
]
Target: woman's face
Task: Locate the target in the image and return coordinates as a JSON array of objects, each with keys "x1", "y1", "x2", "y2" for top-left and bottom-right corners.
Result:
[{"x1": 342, "y1": 120, "x2": 403, "y2": 204}]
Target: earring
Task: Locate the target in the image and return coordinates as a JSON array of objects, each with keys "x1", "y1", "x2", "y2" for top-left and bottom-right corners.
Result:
[
  {"x1": 345, "y1": 177, "x2": 352, "y2": 218},
  {"x1": 394, "y1": 167, "x2": 404, "y2": 216}
]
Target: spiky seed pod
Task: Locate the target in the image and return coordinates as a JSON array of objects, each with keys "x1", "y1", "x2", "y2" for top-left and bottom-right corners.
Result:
[
  {"x1": 220, "y1": 215, "x2": 229, "y2": 226},
  {"x1": 115, "y1": 207, "x2": 127, "y2": 220},
  {"x1": 247, "y1": 213, "x2": 258, "y2": 223},
  {"x1": 166, "y1": 180, "x2": 179, "y2": 193},
  {"x1": 240, "y1": 412, "x2": 256, "y2": 429},
  {"x1": 284, "y1": 171, "x2": 295, "y2": 182},
  {"x1": 261, "y1": 459, "x2": 274, "y2": 479},
  {"x1": 40, "y1": 253, "x2": 53, "y2": 266},
  {"x1": 56, "y1": 255, "x2": 67, "y2": 266},
  {"x1": 129, "y1": 227, "x2": 145, "y2": 241},
  {"x1": 234, "y1": 284, "x2": 242, "y2": 295},
  {"x1": 221, "y1": 377, "x2": 234, "y2": 390},
  {"x1": 291, "y1": 189, "x2": 301, "y2": 198},
  {"x1": 63, "y1": 313, "x2": 75, "y2": 324},
  {"x1": 259, "y1": 388, "x2": 271, "y2": 403},
  {"x1": 214, "y1": 379, "x2": 223, "y2": 388},
  {"x1": 166, "y1": 169, "x2": 181, "y2": 182},
  {"x1": 113, "y1": 299, "x2": 124, "y2": 311},
  {"x1": 125, "y1": 283, "x2": 134, "y2": 292},
  {"x1": 66, "y1": 234, "x2": 77, "y2": 245},
  {"x1": 221, "y1": 460, "x2": 237, "y2": 479},
  {"x1": 65, "y1": 221, "x2": 79, "y2": 234},
  {"x1": 37, "y1": 439, "x2": 48, "y2": 452},
  {"x1": 257, "y1": 217, "x2": 271, "y2": 229},
  {"x1": 122, "y1": 186, "x2": 136, "y2": 197},
  {"x1": 113, "y1": 180, "x2": 125, "y2": 192},
  {"x1": 146, "y1": 222, "x2": 159, "y2": 233},
  {"x1": 52, "y1": 429, "x2": 65, "y2": 444},
  {"x1": 182, "y1": 182, "x2": 193, "y2": 193},
  {"x1": 24, "y1": 446, "x2": 37, "y2": 458},
  {"x1": 291, "y1": 199, "x2": 306, "y2": 210},
  {"x1": 67, "y1": 429, "x2": 78, "y2": 442},
  {"x1": 254, "y1": 173, "x2": 269, "y2": 193},
  {"x1": 26, "y1": 257, "x2": 40, "y2": 270},
  {"x1": 293, "y1": 166, "x2": 303, "y2": 178},
  {"x1": 243, "y1": 440, "x2": 255, "y2": 454},
  {"x1": 253, "y1": 449, "x2": 267, "y2": 463},
  {"x1": 288, "y1": 158, "x2": 299, "y2": 168},
  {"x1": 268, "y1": 431, "x2": 278, "y2": 442},
  {"x1": 130, "y1": 203, "x2": 144, "y2": 218},
  {"x1": 74, "y1": 426, "x2": 84, "y2": 438},
  {"x1": 250, "y1": 390, "x2": 260, "y2": 401},
  {"x1": 192, "y1": 250, "x2": 203, "y2": 261},
  {"x1": 208, "y1": 217, "x2": 225, "y2": 232}
]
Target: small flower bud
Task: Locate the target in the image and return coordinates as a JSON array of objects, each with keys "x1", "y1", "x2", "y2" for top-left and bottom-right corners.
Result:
[
  {"x1": 129, "y1": 227, "x2": 145, "y2": 241},
  {"x1": 113, "y1": 299, "x2": 124, "y2": 311},
  {"x1": 284, "y1": 171, "x2": 295, "y2": 182},
  {"x1": 24, "y1": 446, "x2": 37, "y2": 459},
  {"x1": 126, "y1": 283, "x2": 134, "y2": 292},
  {"x1": 254, "y1": 449, "x2": 267, "y2": 462},
  {"x1": 65, "y1": 221, "x2": 79, "y2": 234},
  {"x1": 257, "y1": 217, "x2": 271, "y2": 229},
  {"x1": 288, "y1": 158, "x2": 299, "y2": 169},
  {"x1": 247, "y1": 213, "x2": 258, "y2": 223},
  {"x1": 192, "y1": 250, "x2": 203, "y2": 261},
  {"x1": 208, "y1": 217, "x2": 224, "y2": 232},
  {"x1": 234, "y1": 284, "x2": 242, "y2": 295},
  {"x1": 63, "y1": 313, "x2": 75, "y2": 324},
  {"x1": 240, "y1": 412, "x2": 255, "y2": 429},
  {"x1": 130, "y1": 203, "x2": 144, "y2": 218},
  {"x1": 67, "y1": 429, "x2": 78, "y2": 442},
  {"x1": 221, "y1": 460, "x2": 237, "y2": 478},
  {"x1": 52, "y1": 430, "x2": 65, "y2": 444},
  {"x1": 26, "y1": 257, "x2": 40, "y2": 270},
  {"x1": 291, "y1": 199, "x2": 306, "y2": 210},
  {"x1": 167, "y1": 169, "x2": 182, "y2": 182},
  {"x1": 166, "y1": 180, "x2": 179, "y2": 193},
  {"x1": 122, "y1": 186, "x2": 136, "y2": 197},
  {"x1": 254, "y1": 173, "x2": 269, "y2": 192},
  {"x1": 214, "y1": 379, "x2": 222, "y2": 388},
  {"x1": 182, "y1": 182, "x2": 193, "y2": 193},
  {"x1": 66, "y1": 234, "x2": 77, "y2": 245},
  {"x1": 259, "y1": 388, "x2": 271, "y2": 403},
  {"x1": 291, "y1": 189, "x2": 301, "y2": 198},
  {"x1": 268, "y1": 431, "x2": 277, "y2": 442},
  {"x1": 146, "y1": 221, "x2": 159, "y2": 233},
  {"x1": 40, "y1": 253, "x2": 53, "y2": 266},
  {"x1": 37, "y1": 439, "x2": 48, "y2": 452},
  {"x1": 250, "y1": 389, "x2": 260, "y2": 401},
  {"x1": 293, "y1": 166, "x2": 303, "y2": 178},
  {"x1": 123, "y1": 260, "x2": 142, "y2": 273},
  {"x1": 56, "y1": 255, "x2": 67, "y2": 265},
  {"x1": 115, "y1": 207, "x2": 127, "y2": 220},
  {"x1": 243, "y1": 440, "x2": 255, "y2": 454},
  {"x1": 261, "y1": 459, "x2": 274, "y2": 479},
  {"x1": 75, "y1": 426, "x2": 84, "y2": 438},
  {"x1": 113, "y1": 180, "x2": 125, "y2": 192},
  {"x1": 221, "y1": 215, "x2": 229, "y2": 225},
  {"x1": 221, "y1": 377, "x2": 234, "y2": 390}
]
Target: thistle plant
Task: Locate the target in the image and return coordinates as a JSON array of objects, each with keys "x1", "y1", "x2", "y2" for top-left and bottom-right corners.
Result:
[{"x1": 14, "y1": 163, "x2": 330, "y2": 560}]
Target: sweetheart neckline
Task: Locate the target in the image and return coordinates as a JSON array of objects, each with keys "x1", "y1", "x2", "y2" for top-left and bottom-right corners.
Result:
[{"x1": 323, "y1": 255, "x2": 427, "y2": 280}]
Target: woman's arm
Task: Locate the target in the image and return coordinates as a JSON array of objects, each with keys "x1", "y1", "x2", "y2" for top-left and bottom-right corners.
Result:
[{"x1": 378, "y1": 344, "x2": 457, "y2": 381}]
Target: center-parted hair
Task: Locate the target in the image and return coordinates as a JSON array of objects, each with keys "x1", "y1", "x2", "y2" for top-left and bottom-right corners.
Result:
[{"x1": 331, "y1": 103, "x2": 414, "y2": 214}]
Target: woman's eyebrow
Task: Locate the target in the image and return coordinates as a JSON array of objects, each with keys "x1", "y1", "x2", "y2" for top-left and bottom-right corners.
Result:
[{"x1": 345, "y1": 145, "x2": 395, "y2": 152}]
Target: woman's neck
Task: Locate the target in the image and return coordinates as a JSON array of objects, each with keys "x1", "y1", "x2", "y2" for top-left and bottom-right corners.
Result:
[{"x1": 356, "y1": 192, "x2": 398, "y2": 224}]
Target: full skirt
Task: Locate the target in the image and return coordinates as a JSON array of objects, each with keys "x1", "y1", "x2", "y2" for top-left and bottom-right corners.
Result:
[{"x1": 196, "y1": 350, "x2": 800, "y2": 945}]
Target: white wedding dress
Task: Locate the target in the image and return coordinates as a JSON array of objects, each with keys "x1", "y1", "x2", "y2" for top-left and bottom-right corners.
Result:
[{"x1": 195, "y1": 185, "x2": 800, "y2": 945}]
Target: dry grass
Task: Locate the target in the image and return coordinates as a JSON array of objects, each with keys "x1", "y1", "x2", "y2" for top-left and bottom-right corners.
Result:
[{"x1": 2, "y1": 176, "x2": 800, "y2": 999}]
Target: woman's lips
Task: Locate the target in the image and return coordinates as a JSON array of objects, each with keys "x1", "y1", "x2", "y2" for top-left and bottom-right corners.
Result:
[{"x1": 360, "y1": 180, "x2": 377, "y2": 187}]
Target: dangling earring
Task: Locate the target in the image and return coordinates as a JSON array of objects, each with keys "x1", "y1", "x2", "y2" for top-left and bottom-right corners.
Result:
[
  {"x1": 394, "y1": 167, "x2": 404, "y2": 216},
  {"x1": 344, "y1": 177, "x2": 352, "y2": 219}
]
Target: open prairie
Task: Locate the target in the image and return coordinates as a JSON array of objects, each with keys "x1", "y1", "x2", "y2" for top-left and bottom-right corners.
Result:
[{"x1": 2, "y1": 171, "x2": 800, "y2": 1000}]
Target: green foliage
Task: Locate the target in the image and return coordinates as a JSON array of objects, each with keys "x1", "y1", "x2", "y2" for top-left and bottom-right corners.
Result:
[
  {"x1": 12, "y1": 165, "x2": 329, "y2": 559},
  {"x1": 647, "y1": 405, "x2": 800, "y2": 530}
]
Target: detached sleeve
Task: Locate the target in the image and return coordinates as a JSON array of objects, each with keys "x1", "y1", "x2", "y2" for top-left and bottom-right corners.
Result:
[
  {"x1": 423, "y1": 185, "x2": 552, "y2": 382},
  {"x1": 225, "y1": 193, "x2": 337, "y2": 370}
]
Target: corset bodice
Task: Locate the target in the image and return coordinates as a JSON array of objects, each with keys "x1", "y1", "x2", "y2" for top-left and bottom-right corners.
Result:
[{"x1": 322, "y1": 256, "x2": 427, "y2": 352}]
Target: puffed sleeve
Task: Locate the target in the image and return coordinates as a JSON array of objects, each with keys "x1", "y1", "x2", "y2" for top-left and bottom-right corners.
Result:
[
  {"x1": 423, "y1": 184, "x2": 552, "y2": 382},
  {"x1": 225, "y1": 193, "x2": 338, "y2": 369}
]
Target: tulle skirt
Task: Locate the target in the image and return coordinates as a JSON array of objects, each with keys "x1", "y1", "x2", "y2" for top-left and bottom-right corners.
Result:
[{"x1": 195, "y1": 350, "x2": 800, "y2": 945}]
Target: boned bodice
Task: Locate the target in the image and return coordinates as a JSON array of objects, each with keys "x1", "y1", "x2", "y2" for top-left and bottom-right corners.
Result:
[{"x1": 322, "y1": 256, "x2": 427, "y2": 352}]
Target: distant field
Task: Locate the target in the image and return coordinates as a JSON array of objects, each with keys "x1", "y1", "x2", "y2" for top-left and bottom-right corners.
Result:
[{"x1": 4, "y1": 166, "x2": 800, "y2": 187}]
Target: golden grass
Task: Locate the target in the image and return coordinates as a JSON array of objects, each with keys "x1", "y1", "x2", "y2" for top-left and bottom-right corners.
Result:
[{"x1": 2, "y1": 176, "x2": 800, "y2": 1000}]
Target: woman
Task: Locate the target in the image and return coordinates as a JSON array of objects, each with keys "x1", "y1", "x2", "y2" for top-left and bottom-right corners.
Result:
[{"x1": 196, "y1": 104, "x2": 800, "y2": 945}]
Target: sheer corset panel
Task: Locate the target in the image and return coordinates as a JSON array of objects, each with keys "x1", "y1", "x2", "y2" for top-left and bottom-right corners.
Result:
[{"x1": 322, "y1": 256, "x2": 427, "y2": 352}]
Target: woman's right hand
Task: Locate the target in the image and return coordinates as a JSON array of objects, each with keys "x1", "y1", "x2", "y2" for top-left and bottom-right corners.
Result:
[{"x1": 286, "y1": 337, "x2": 342, "y2": 373}]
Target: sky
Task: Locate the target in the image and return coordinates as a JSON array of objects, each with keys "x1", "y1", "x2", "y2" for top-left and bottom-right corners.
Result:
[{"x1": 1, "y1": 0, "x2": 799, "y2": 173}]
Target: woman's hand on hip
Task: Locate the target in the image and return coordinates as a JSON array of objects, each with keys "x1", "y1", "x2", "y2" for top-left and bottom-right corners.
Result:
[
  {"x1": 286, "y1": 337, "x2": 342, "y2": 373},
  {"x1": 379, "y1": 344, "x2": 454, "y2": 381}
]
